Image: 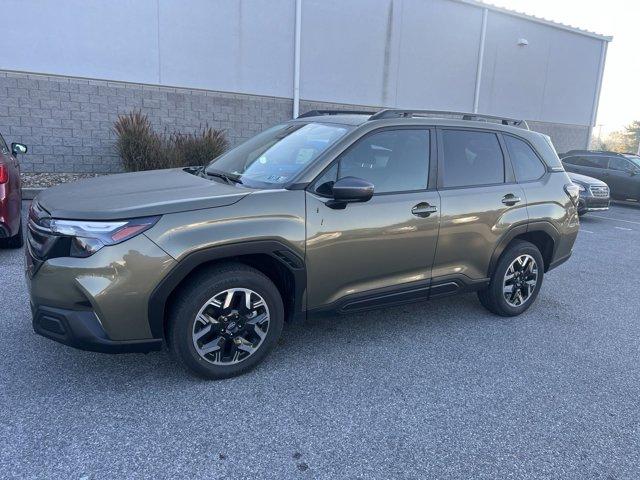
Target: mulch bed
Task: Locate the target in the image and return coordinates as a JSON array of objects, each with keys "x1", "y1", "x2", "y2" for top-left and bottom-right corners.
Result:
[{"x1": 21, "y1": 173, "x2": 108, "y2": 189}]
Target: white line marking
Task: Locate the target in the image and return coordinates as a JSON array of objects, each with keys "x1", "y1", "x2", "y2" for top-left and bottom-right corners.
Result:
[
  {"x1": 614, "y1": 226, "x2": 633, "y2": 231},
  {"x1": 590, "y1": 215, "x2": 640, "y2": 226},
  {"x1": 580, "y1": 229, "x2": 595, "y2": 233}
]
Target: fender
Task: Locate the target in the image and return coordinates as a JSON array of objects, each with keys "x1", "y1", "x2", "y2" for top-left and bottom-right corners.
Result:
[
  {"x1": 488, "y1": 221, "x2": 560, "y2": 276},
  {"x1": 147, "y1": 240, "x2": 306, "y2": 339}
]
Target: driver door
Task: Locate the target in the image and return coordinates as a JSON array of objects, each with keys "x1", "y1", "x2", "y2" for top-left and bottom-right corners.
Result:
[{"x1": 305, "y1": 127, "x2": 440, "y2": 311}]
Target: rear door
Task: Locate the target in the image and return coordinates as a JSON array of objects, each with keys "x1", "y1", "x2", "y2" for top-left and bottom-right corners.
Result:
[
  {"x1": 606, "y1": 156, "x2": 638, "y2": 199},
  {"x1": 433, "y1": 128, "x2": 527, "y2": 287}
]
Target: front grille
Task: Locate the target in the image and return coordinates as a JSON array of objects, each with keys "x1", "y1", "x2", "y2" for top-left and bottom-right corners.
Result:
[{"x1": 590, "y1": 185, "x2": 609, "y2": 198}]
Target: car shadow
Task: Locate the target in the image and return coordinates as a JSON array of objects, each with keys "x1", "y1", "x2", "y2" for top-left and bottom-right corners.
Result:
[{"x1": 14, "y1": 293, "x2": 504, "y2": 389}]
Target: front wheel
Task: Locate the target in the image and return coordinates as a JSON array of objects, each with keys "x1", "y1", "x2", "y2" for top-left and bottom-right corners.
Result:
[
  {"x1": 168, "y1": 263, "x2": 284, "y2": 379},
  {"x1": 478, "y1": 240, "x2": 544, "y2": 317}
]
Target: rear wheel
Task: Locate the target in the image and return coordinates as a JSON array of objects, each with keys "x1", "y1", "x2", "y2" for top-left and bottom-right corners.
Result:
[
  {"x1": 1, "y1": 219, "x2": 23, "y2": 249},
  {"x1": 168, "y1": 263, "x2": 284, "y2": 379},
  {"x1": 478, "y1": 240, "x2": 544, "y2": 316}
]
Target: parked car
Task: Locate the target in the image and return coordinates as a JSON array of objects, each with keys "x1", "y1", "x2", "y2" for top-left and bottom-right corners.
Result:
[
  {"x1": 0, "y1": 133, "x2": 27, "y2": 248},
  {"x1": 26, "y1": 109, "x2": 579, "y2": 379},
  {"x1": 561, "y1": 150, "x2": 640, "y2": 202},
  {"x1": 567, "y1": 172, "x2": 610, "y2": 216}
]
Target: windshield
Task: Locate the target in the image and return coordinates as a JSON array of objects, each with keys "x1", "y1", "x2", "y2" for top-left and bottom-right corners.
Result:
[
  {"x1": 205, "y1": 122, "x2": 351, "y2": 187},
  {"x1": 624, "y1": 154, "x2": 640, "y2": 168}
]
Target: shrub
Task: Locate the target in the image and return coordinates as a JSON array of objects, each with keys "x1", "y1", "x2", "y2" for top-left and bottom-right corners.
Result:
[
  {"x1": 113, "y1": 111, "x2": 228, "y2": 172},
  {"x1": 167, "y1": 127, "x2": 229, "y2": 168}
]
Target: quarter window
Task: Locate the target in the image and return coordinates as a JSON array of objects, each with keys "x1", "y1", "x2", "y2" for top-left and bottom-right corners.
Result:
[
  {"x1": 441, "y1": 130, "x2": 504, "y2": 187},
  {"x1": 332, "y1": 129, "x2": 430, "y2": 194},
  {"x1": 504, "y1": 135, "x2": 546, "y2": 182}
]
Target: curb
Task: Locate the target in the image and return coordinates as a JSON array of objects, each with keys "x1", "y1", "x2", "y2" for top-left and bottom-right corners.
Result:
[{"x1": 22, "y1": 188, "x2": 44, "y2": 200}]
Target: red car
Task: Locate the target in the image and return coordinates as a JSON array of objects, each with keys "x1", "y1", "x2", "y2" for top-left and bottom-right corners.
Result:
[{"x1": 0, "y1": 134, "x2": 27, "y2": 248}]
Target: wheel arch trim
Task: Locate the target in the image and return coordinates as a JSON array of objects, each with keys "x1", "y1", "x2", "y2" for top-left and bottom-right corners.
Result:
[
  {"x1": 147, "y1": 240, "x2": 306, "y2": 339},
  {"x1": 488, "y1": 221, "x2": 560, "y2": 276}
]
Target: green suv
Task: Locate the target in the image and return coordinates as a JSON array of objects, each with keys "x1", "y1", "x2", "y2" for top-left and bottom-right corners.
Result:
[{"x1": 26, "y1": 110, "x2": 580, "y2": 379}]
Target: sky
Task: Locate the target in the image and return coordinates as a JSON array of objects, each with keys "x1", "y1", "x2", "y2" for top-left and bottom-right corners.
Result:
[{"x1": 488, "y1": 0, "x2": 639, "y2": 134}]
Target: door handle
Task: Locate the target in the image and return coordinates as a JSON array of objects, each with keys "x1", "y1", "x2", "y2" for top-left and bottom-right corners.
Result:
[
  {"x1": 501, "y1": 194, "x2": 521, "y2": 206},
  {"x1": 411, "y1": 203, "x2": 438, "y2": 217}
]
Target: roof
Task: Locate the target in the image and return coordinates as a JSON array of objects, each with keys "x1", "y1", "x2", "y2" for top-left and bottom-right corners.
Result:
[
  {"x1": 295, "y1": 113, "x2": 542, "y2": 139},
  {"x1": 453, "y1": 0, "x2": 613, "y2": 42},
  {"x1": 561, "y1": 150, "x2": 626, "y2": 157}
]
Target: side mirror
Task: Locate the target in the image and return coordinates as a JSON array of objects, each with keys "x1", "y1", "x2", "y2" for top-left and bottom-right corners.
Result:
[
  {"x1": 326, "y1": 176, "x2": 374, "y2": 209},
  {"x1": 11, "y1": 143, "x2": 27, "y2": 155}
]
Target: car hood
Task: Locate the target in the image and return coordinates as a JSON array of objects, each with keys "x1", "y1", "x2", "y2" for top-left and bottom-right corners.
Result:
[
  {"x1": 36, "y1": 168, "x2": 253, "y2": 220},
  {"x1": 567, "y1": 172, "x2": 608, "y2": 187}
]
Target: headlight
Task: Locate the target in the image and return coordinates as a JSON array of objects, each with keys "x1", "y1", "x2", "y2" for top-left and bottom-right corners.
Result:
[
  {"x1": 49, "y1": 216, "x2": 160, "y2": 257},
  {"x1": 575, "y1": 183, "x2": 586, "y2": 192},
  {"x1": 564, "y1": 183, "x2": 580, "y2": 206}
]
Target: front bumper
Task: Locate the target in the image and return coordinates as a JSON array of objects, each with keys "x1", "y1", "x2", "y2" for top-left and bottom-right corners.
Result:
[
  {"x1": 26, "y1": 232, "x2": 177, "y2": 351},
  {"x1": 32, "y1": 304, "x2": 162, "y2": 353}
]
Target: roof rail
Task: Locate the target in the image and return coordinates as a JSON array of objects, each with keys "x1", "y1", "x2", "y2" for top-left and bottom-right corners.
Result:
[
  {"x1": 297, "y1": 109, "x2": 376, "y2": 119},
  {"x1": 369, "y1": 109, "x2": 530, "y2": 130},
  {"x1": 563, "y1": 149, "x2": 626, "y2": 156}
]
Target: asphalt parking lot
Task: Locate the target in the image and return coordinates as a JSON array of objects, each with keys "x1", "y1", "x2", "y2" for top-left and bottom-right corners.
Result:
[{"x1": 2, "y1": 202, "x2": 640, "y2": 479}]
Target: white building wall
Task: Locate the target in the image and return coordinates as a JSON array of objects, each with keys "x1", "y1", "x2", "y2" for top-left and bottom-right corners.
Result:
[
  {"x1": 158, "y1": 0, "x2": 295, "y2": 97},
  {"x1": 479, "y1": 10, "x2": 603, "y2": 126},
  {"x1": 0, "y1": 0, "x2": 608, "y2": 128}
]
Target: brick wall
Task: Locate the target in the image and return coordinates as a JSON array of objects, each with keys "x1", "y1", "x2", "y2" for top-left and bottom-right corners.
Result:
[
  {"x1": 526, "y1": 121, "x2": 590, "y2": 154},
  {"x1": 0, "y1": 71, "x2": 293, "y2": 173},
  {"x1": 0, "y1": 70, "x2": 590, "y2": 173}
]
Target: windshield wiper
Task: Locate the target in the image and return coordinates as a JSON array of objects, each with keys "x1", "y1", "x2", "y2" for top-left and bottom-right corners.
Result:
[{"x1": 205, "y1": 170, "x2": 243, "y2": 185}]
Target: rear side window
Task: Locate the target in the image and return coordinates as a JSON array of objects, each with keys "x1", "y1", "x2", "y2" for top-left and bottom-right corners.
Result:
[
  {"x1": 567, "y1": 156, "x2": 607, "y2": 168},
  {"x1": 585, "y1": 156, "x2": 608, "y2": 168},
  {"x1": 441, "y1": 130, "x2": 504, "y2": 187},
  {"x1": 504, "y1": 135, "x2": 546, "y2": 182}
]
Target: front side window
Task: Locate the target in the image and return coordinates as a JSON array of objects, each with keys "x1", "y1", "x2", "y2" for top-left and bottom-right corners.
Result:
[
  {"x1": 441, "y1": 130, "x2": 504, "y2": 188},
  {"x1": 624, "y1": 154, "x2": 640, "y2": 169},
  {"x1": 609, "y1": 157, "x2": 632, "y2": 172},
  {"x1": 504, "y1": 135, "x2": 546, "y2": 182},
  {"x1": 316, "y1": 129, "x2": 430, "y2": 195},
  {"x1": 205, "y1": 122, "x2": 351, "y2": 187}
]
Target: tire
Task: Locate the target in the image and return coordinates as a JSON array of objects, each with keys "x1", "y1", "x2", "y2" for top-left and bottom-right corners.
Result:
[
  {"x1": 478, "y1": 240, "x2": 544, "y2": 317},
  {"x1": 168, "y1": 262, "x2": 284, "y2": 379},
  {"x1": 1, "y1": 219, "x2": 24, "y2": 249}
]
